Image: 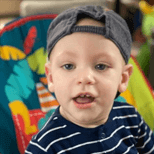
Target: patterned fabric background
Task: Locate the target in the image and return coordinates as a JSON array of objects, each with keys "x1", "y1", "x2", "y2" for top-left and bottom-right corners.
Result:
[{"x1": 0, "y1": 14, "x2": 59, "y2": 154}]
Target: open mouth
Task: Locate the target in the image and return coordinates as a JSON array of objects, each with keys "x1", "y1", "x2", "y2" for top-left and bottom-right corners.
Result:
[{"x1": 73, "y1": 94, "x2": 95, "y2": 104}]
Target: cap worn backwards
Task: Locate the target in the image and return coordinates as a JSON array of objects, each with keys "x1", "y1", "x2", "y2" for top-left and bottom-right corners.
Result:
[{"x1": 47, "y1": 5, "x2": 132, "y2": 64}]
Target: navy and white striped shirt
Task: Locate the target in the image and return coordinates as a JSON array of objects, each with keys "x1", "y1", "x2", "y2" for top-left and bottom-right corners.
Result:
[{"x1": 25, "y1": 101, "x2": 154, "y2": 154}]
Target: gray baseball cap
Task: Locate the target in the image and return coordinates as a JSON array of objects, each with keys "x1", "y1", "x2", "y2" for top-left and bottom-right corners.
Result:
[{"x1": 47, "y1": 5, "x2": 132, "y2": 63}]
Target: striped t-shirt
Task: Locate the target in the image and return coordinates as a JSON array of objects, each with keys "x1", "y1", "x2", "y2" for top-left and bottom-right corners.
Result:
[{"x1": 25, "y1": 101, "x2": 154, "y2": 154}]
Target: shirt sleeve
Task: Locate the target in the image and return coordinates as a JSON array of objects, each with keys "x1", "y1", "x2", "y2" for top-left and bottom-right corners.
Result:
[
  {"x1": 135, "y1": 111, "x2": 154, "y2": 154},
  {"x1": 25, "y1": 137, "x2": 48, "y2": 154}
]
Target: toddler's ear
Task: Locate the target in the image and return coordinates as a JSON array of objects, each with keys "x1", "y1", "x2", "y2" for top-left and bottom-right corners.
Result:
[
  {"x1": 45, "y1": 62, "x2": 54, "y2": 92},
  {"x1": 118, "y1": 64, "x2": 133, "y2": 93}
]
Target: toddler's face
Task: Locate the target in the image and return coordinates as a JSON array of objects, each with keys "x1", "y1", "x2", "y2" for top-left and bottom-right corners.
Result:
[{"x1": 45, "y1": 32, "x2": 132, "y2": 128}]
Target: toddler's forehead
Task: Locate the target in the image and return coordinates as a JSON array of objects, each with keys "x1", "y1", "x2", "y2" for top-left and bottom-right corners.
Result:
[
  {"x1": 76, "y1": 18, "x2": 105, "y2": 27},
  {"x1": 49, "y1": 31, "x2": 125, "y2": 66}
]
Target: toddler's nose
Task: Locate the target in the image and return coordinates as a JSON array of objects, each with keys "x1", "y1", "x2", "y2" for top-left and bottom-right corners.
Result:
[{"x1": 77, "y1": 69, "x2": 96, "y2": 85}]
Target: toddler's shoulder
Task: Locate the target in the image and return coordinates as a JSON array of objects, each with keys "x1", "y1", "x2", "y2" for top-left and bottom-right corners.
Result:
[
  {"x1": 26, "y1": 107, "x2": 70, "y2": 153},
  {"x1": 112, "y1": 101, "x2": 140, "y2": 125},
  {"x1": 113, "y1": 101, "x2": 137, "y2": 113},
  {"x1": 32, "y1": 108, "x2": 66, "y2": 144}
]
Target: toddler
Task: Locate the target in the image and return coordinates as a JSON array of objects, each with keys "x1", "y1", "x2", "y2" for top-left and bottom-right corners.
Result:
[{"x1": 25, "y1": 5, "x2": 154, "y2": 154}]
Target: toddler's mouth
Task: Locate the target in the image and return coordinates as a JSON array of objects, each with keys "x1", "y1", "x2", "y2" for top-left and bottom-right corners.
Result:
[{"x1": 73, "y1": 94, "x2": 95, "y2": 104}]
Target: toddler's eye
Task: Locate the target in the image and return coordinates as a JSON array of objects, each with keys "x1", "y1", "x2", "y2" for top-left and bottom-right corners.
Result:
[
  {"x1": 95, "y1": 64, "x2": 108, "y2": 70},
  {"x1": 63, "y1": 64, "x2": 74, "y2": 70}
]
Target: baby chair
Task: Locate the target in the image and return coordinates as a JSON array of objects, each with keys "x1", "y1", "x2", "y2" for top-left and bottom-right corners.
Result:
[
  {"x1": 0, "y1": 3, "x2": 154, "y2": 154},
  {"x1": 0, "y1": 14, "x2": 59, "y2": 154}
]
